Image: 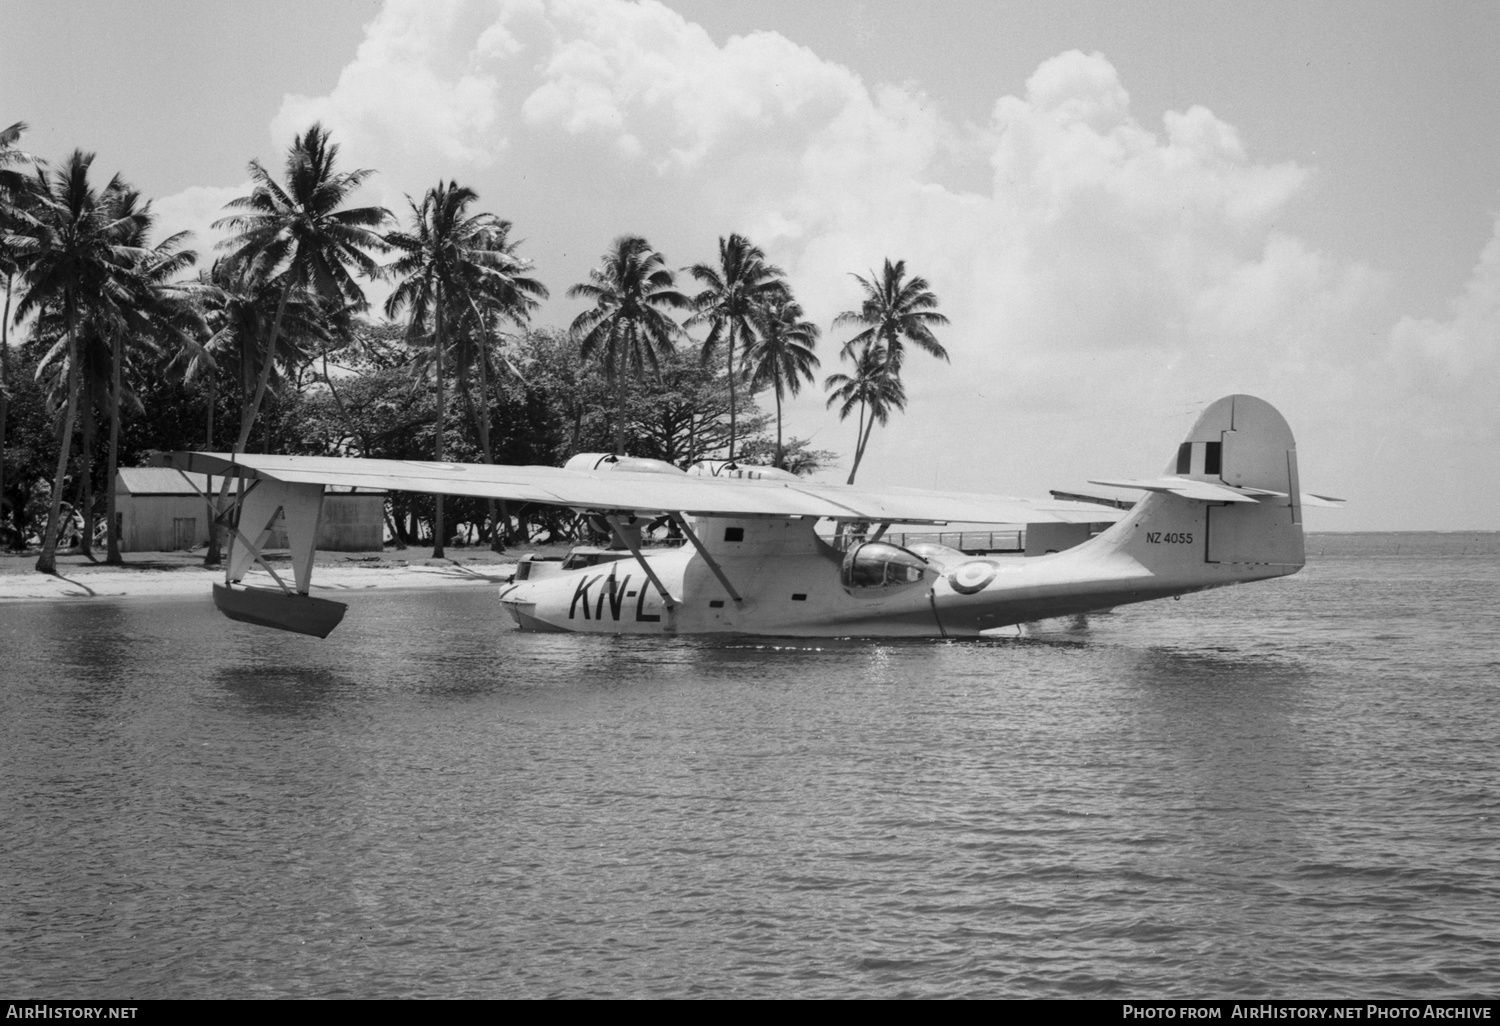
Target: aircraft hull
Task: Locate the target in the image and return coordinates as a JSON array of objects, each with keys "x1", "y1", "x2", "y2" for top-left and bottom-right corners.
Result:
[
  {"x1": 498, "y1": 389, "x2": 1313, "y2": 639},
  {"x1": 496, "y1": 509, "x2": 1299, "y2": 638}
]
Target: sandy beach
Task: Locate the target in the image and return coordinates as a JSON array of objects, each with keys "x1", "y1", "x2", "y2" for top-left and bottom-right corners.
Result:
[{"x1": 0, "y1": 546, "x2": 537, "y2": 603}]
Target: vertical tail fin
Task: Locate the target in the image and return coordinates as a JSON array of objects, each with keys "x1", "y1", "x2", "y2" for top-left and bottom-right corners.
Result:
[{"x1": 1086, "y1": 395, "x2": 1305, "y2": 583}]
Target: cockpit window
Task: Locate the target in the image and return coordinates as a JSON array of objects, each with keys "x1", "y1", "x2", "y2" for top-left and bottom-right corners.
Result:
[{"x1": 840, "y1": 542, "x2": 933, "y2": 591}]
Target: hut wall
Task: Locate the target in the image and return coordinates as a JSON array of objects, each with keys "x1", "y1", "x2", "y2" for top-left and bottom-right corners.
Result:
[
  {"x1": 117, "y1": 492, "x2": 212, "y2": 551},
  {"x1": 115, "y1": 471, "x2": 385, "y2": 553},
  {"x1": 265, "y1": 494, "x2": 386, "y2": 552}
]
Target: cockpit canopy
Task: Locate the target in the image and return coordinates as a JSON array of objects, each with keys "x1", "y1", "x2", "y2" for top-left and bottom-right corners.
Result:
[{"x1": 840, "y1": 541, "x2": 936, "y2": 592}]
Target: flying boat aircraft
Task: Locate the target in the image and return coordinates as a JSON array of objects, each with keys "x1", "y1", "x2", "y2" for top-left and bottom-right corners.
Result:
[{"x1": 154, "y1": 394, "x2": 1340, "y2": 639}]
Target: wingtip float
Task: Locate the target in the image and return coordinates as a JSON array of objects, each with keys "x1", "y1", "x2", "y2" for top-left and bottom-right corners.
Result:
[{"x1": 156, "y1": 394, "x2": 1337, "y2": 640}]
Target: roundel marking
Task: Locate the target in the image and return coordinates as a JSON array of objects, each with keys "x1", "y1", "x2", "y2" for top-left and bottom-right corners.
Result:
[{"x1": 948, "y1": 559, "x2": 1000, "y2": 595}]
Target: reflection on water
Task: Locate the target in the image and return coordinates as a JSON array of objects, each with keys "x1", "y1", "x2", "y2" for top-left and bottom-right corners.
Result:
[{"x1": 1, "y1": 535, "x2": 1498, "y2": 997}]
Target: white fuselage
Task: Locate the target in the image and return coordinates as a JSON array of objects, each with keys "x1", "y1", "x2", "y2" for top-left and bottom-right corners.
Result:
[{"x1": 495, "y1": 509, "x2": 1299, "y2": 637}]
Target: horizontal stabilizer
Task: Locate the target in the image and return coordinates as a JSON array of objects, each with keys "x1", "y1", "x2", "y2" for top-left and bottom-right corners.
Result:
[
  {"x1": 1089, "y1": 476, "x2": 1346, "y2": 509},
  {"x1": 1302, "y1": 493, "x2": 1346, "y2": 508},
  {"x1": 1087, "y1": 476, "x2": 1262, "y2": 503}
]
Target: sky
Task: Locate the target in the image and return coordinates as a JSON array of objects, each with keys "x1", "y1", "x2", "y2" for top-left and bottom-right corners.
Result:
[{"x1": 4, "y1": 0, "x2": 1498, "y2": 530}]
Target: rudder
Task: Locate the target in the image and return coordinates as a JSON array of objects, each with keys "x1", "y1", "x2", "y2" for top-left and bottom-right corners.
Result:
[{"x1": 1088, "y1": 395, "x2": 1305, "y2": 580}]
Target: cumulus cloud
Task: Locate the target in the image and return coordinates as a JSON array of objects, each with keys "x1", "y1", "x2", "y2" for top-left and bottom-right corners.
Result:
[
  {"x1": 259, "y1": 0, "x2": 1492, "y2": 525},
  {"x1": 149, "y1": 181, "x2": 252, "y2": 267},
  {"x1": 272, "y1": 0, "x2": 518, "y2": 179},
  {"x1": 1387, "y1": 212, "x2": 1500, "y2": 440}
]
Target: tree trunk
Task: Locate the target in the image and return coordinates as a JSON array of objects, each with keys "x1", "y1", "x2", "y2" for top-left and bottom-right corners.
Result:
[
  {"x1": 613, "y1": 336, "x2": 626, "y2": 456},
  {"x1": 848, "y1": 408, "x2": 877, "y2": 485},
  {"x1": 773, "y1": 368, "x2": 784, "y2": 469},
  {"x1": 78, "y1": 385, "x2": 95, "y2": 560},
  {"x1": 203, "y1": 375, "x2": 220, "y2": 565},
  {"x1": 206, "y1": 279, "x2": 292, "y2": 566},
  {"x1": 470, "y1": 338, "x2": 506, "y2": 553},
  {"x1": 726, "y1": 325, "x2": 738, "y2": 462},
  {"x1": 845, "y1": 400, "x2": 868, "y2": 485},
  {"x1": 37, "y1": 315, "x2": 81, "y2": 575},
  {"x1": 0, "y1": 270, "x2": 12, "y2": 537},
  {"x1": 432, "y1": 296, "x2": 446, "y2": 559},
  {"x1": 319, "y1": 342, "x2": 356, "y2": 441},
  {"x1": 235, "y1": 279, "x2": 292, "y2": 454},
  {"x1": 105, "y1": 327, "x2": 124, "y2": 564}
]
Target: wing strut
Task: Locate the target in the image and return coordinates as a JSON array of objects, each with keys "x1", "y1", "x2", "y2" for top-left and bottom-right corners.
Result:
[
  {"x1": 605, "y1": 515, "x2": 677, "y2": 610},
  {"x1": 230, "y1": 514, "x2": 294, "y2": 595},
  {"x1": 669, "y1": 513, "x2": 743, "y2": 603}
]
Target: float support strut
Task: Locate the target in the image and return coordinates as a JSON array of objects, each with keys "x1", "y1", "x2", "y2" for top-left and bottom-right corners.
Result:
[
  {"x1": 225, "y1": 479, "x2": 326, "y2": 594},
  {"x1": 605, "y1": 514, "x2": 676, "y2": 610}
]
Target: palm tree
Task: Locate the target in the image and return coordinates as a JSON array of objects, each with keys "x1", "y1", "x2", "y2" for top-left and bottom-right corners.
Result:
[
  {"x1": 5, "y1": 151, "x2": 150, "y2": 573},
  {"x1": 448, "y1": 221, "x2": 547, "y2": 550},
  {"x1": 0, "y1": 121, "x2": 29, "y2": 196},
  {"x1": 568, "y1": 235, "x2": 688, "y2": 455},
  {"x1": 213, "y1": 122, "x2": 388, "y2": 457},
  {"x1": 33, "y1": 188, "x2": 202, "y2": 563},
  {"x1": 174, "y1": 257, "x2": 327, "y2": 565},
  {"x1": 385, "y1": 181, "x2": 532, "y2": 557},
  {"x1": 1, "y1": 120, "x2": 36, "y2": 536},
  {"x1": 444, "y1": 218, "x2": 547, "y2": 452},
  {"x1": 191, "y1": 257, "x2": 327, "y2": 448},
  {"x1": 746, "y1": 297, "x2": 819, "y2": 469},
  {"x1": 824, "y1": 342, "x2": 906, "y2": 485},
  {"x1": 101, "y1": 201, "x2": 202, "y2": 564},
  {"x1": 833, "y1": 258, "x2": 949, "y2": 374},
  {"x1": 688, "y1": 234, "x2": 786, "y2": 460}
]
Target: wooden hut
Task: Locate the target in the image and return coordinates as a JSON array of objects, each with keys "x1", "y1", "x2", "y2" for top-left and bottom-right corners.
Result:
[{"x1": 113, "y1": 468, "x2": 386, "y2": 552}]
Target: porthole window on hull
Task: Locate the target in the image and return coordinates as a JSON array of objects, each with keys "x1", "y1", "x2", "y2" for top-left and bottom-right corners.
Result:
[{"x1": 840, "y1": 542, "x2": 933, "y2": 592}]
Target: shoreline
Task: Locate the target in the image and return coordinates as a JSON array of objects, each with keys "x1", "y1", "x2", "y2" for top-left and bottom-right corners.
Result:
[{"x1": 0, "y1": 547, "x2": 536, "y2": 603}]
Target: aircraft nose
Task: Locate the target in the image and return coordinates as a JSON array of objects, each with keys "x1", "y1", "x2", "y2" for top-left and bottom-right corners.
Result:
[{"x1": 498, "y1": 581, "x2": 551, "y2": 630}]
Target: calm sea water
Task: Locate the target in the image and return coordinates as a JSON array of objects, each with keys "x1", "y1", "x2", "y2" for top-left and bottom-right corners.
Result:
[{"x1": 2, "y1": 533, "x2": 1497, "y2": 999}]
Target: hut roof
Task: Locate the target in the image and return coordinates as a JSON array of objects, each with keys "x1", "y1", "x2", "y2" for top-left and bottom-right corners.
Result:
[{"x1": 116, "y1": 468, "x2": 384, "y2": 496}]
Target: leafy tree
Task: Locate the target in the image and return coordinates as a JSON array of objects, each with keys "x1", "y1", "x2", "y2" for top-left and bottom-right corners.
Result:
[
  {"x1": 824, "y1": 341, "x2": 907, "y2": 485},
  {"x1": 0, "y1": 120, "x2": 30, "y2": 197},
  {"x1": 213, "y1": 123, "x2": 388, "y2": 456},
  {"x1": 734, "y1": 434, "x2": 835, "y2": 477},
  {"x1": 6, "y1": 151, "x2": 150, "y2": 572},
  {"x1": 39, "y1": 188, "x2": 202, "y2": 562},
  {"x1": 187, "y1": 257, "x2": 327, "y2": 452},
  {"x1": 688, "y1": 234, "x2": 786, "y2": 460},
  {"x1": 103, "y1": 221, "x2": 203, "y2": 562},
  {"x1": 833, "y1": 257, "x2": 948, "y2": 373},
  {"x1": 1, "y1": 120, "x2": 37, "y2": 532},
  {"x1": 568, "y1": 235, "x2": 689, "y2": 455},
  {"x1": 446, "y1": 216, "x2": 547, "y2": 551},
  {"x1": 513, "y1": 327, "x2": 613, "y2": 461},
  {"x1": 745, "y1": 297, "x2": 819, "y2": 469},
  {"x1": 210, "y1": 124, "x2": 385, "y2": 563},
  {"x1": 0, "y1": 350, "x2": 54, "y2": 548},
  {"x1": 186, "y1": 255, "x2": 331, "y2": 563},
  {"x1": 623, "y1": 345, "x2": 764, "y2": 468},
  {"x1": 385, "y1": 181, "x2": 535, "y2": 555},
  {"x1": 827, "y1": 258, "x2": 947, "y2": 484}
]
